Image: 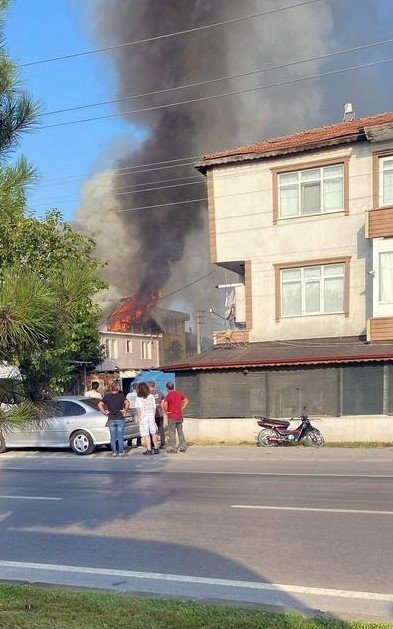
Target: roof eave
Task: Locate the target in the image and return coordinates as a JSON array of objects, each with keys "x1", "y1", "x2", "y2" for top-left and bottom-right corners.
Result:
[
  {"x1": 195, "y1": 133, "x2": 362, "y2": 173},
  {"x1": 163, "y1": 351, "x2": 393, "y2": 372}
]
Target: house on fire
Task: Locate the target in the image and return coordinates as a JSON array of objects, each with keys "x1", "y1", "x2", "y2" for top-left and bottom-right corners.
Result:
[
  {"x1": 163, "y1": 108, "x2": 393, "y2": 438},
  {"x1": 87, "y1": 295, "x2": 189, "y2": 393}
]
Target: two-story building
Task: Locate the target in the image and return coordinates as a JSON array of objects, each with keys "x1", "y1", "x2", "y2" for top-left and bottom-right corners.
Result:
[
  {"x1": 87, "y1": 299, "x2": 191, "y2": 394},
  {"x1": 88, "y1": 321, "x2": 162, "y2": 394},
  {"x1": 164, "y1": 110, "x2": 393, "y2": 441}
]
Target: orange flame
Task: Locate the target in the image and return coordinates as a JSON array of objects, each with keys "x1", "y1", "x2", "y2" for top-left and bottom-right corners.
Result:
[{"x1": 107, "y1": 290, "x2": 159, "y2": 332}]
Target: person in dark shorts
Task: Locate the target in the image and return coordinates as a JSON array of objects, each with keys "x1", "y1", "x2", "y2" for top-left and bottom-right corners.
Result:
[{"x1": 98, "y1": 382, "x2": 129, "y2": 457}]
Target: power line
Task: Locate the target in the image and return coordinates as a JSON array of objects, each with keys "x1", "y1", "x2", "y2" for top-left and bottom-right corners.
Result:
[
  {"x1": 54, "y1": 38, "x2": 393, "y2": 115},
  {"x1": 41, "y1": 55, "x2": 393, "y2": 130},
  {"x1": 35, "y1": 174, "x2": 202, "y2": 200},
  {"x1": 34, "y1": 179, "x2": 205, "y2": 205},
  {"x1": 43, "y1": 37, "x2": 393, "y2": 117},
  {"x1": 21, "y1": 0, "x2": 325, "y2": 68},
  {"x1": 112, "y1": 187, "x2": 379, "y2": 215},
  {"x1": 153, "y1": 270, "x2": 218, "y2": 304},
  {"x1": 38, "y1": 157, "x2": 201, "y2": 187},
  {"x1": 36, "y1": 161, "x2": 200, "y2": 190},
  {"x1": 33, "y1": 167, "x2": 372, "y2": 206},
  {"x1": 35, "y1": 130, "x2": 367, "y2": 188}
]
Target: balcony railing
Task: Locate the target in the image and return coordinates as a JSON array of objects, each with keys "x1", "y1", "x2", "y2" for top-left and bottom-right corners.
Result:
[
  {"x1": 367, "y1": 317, "x2": 393, "y2": 341},
  {"x1": 366, "y1": 207, "x2": 393, "y2": 238}
]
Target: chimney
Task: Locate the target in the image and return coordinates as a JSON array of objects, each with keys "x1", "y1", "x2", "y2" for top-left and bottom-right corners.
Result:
[{"x1": 343, "y1": 103, "x2": 355, "y2": 122}]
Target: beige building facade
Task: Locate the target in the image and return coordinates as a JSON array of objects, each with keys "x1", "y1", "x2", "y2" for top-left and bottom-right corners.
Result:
[
  {"x1": 202, "y1": 114, "x2": 393, "y2": 345},
  {"x1": 164, "y1": 112, "x2": 393, "y2": 436}
]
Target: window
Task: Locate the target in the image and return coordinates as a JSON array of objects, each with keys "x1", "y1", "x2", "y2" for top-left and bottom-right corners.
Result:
[
  {"x1": 278, "y1": 164, "x2": 344, "y2": 218},
  {"x1": 280, "y1": 263, "x2": 345, "y2": 317},
  {"x1": 105, "y1": 338, "x2": 118, "y2": 358},
  {"x1": 379, "y1": 251, "x2": 393, "y2": 302},
  {"x1": 380, "y1": 157, "x2": 393, "y2": 207},
  {"x1": 53, "y1": 401, "x2": 86, "y2": 417},
  {"x1": 141, "y1": 341, "x2": 153, "y2": 360},
  {"x1": 82, "y1": 398, "x2": 101, "y2": 411},
  {"x1": 126, "y1": 339, "x2": 133, "y2": 353}
]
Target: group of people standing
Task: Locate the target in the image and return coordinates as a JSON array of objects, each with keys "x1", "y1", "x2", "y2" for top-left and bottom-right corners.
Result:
[{"x1": 87, "y1": 379, "x2": 189, "y2": 457}]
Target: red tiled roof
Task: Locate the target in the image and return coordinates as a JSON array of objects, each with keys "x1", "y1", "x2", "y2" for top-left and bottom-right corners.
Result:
[
  {"x1": 162, "y1": 336, "x2": 393, "y2": 371},
  {"x1": 198, "y1": 111, "x2": 393, "y2": 167}
]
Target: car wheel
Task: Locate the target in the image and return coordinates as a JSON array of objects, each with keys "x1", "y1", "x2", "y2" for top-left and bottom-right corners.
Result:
[
  {"x1": 0, "y1": 432, "x2": 6, "y2": 454},
  {"x1": 70, "y1": 430, "x2": 95, "y2": 456}
]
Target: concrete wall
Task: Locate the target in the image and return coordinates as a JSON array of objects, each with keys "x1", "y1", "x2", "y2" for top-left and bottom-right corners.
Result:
[
  {"x1": 183, "y1": 416, "x2": 393, "y2": 443},
  {"x1": 99, "y1": 331, "x2": 160, "y2": 370},
  {"x1": 212, "y1": 142, "x2": 393, "y2": 341}
]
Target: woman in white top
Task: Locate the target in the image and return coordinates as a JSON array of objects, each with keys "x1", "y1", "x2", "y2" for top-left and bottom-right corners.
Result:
[{"x1": 135, "y1": 382, "x2": 159, "y2": 456}]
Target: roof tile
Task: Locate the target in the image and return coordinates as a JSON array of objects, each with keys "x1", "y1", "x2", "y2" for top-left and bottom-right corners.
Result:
[
  {"x1": 162, "y1": 336, "x2": 393, "y2": 371},
  {"x1": 200, "y1": 111, "x2": 393, "y2": 164}
]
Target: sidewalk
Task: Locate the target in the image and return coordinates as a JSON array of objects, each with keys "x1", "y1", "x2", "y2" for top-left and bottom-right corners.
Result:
[{"x1": 183, "y1": 416, "x2": 393, "y2": 444}]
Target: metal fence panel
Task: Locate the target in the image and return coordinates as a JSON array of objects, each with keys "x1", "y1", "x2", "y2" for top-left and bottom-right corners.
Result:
[
  {"x1": 175, "y1": 363, "x2": 387, "y2": 418},
  {"x1": 175, "y1": 372, "x2": 200, "y2": 417},
  {"x1": 267, "y1": 366, "x2": 338, "y2": 418},
  {"x1": 198, "y1": 371, "x2": 250, "y2": 418},
  {"x1": 342, "y1": 364, "x2": 383, "y2": 415},
  {"x1": 388, "y1": 365, "x2": 393, "y2": 415}
]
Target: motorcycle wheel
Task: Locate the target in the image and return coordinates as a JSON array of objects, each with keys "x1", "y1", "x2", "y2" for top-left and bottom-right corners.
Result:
[
  {"x1": 258, "y1": 428, "x2": 278, "y2": 447},
  {"x1": 306, "y1": 429, "x2": 325, "y2": 447}
]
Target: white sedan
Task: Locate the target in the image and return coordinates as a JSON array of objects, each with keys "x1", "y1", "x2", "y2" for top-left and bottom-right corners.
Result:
[{"x1": 0, "y1": 396, "x2": 140, "y2": 455}]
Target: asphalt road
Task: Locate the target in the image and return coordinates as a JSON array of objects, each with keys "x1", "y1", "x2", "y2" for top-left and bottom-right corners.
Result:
[{"x1": 0, "y1": 446, "x2": 393, "y2": 621}]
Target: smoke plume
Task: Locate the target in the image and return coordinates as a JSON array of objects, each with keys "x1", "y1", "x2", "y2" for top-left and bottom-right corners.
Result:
[{"x1": 77, "y1": 0, "x2": 384, "y2": 323}]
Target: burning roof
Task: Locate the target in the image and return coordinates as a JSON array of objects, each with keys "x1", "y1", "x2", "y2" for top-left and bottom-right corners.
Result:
[{"x1": 106, "y1": 291, "x2": 163, "y2": 335}]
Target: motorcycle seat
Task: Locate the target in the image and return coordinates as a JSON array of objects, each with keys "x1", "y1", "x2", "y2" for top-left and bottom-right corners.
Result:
[{"x1": 266, "y1": 419, "x2": 290, "y2": 428}]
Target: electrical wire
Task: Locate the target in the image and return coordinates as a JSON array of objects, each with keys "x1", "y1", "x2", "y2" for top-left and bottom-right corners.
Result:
[
  {"x1": 41, "y1": 56, "x2": 393, "y2": 130},
  {"x1": 37, "y1": 157, "x2": 201, "y2": 188},
  {"x1": 33, "y1": 167, "x2": 373, "y2": 206},
  {"x1": 152, "y1": 269, "x2": 218, "y2": 304},
  {"x1": 21, "y1": 0, "x2": 325, "y2": 67},
  {"x1": 43, "y1": 36, "x2": 393, "y2": 117}
]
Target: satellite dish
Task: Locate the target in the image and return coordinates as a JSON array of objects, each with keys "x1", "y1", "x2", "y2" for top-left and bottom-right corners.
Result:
[{"x1": 224, "y1": 289, "x2": 236, "y2": 319}]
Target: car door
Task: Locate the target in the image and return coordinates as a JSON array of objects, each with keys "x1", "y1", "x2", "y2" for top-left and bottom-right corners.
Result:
[
  {"x1": 4, "y1": 400, "x2": 87, "y2": 449},
  {"x1": 4, "y1": 409, "x2": 42, "y2": 447},
  {"x1": 43, "y1": 400, "x2": 87, "y2": 447}
]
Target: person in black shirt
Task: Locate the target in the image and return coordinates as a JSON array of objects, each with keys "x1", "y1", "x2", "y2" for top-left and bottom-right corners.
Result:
[{"x1": 98, "y1": 382, "x2": 129, "y2": 457}]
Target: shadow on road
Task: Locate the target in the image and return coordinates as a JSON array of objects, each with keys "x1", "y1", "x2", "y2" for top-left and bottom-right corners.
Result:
[{"x1": 0, "y1": 451, "x2": 373, "y2": 626}]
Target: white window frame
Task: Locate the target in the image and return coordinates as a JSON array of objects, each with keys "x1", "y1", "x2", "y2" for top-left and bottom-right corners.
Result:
[
  {"x1": 379, "y1": 156, "x2": 393, "y2": 207},
  {"x1": 281, "y1": 263, "x2": 345, "y2": 318},
  {"x1": 126, "y1": 339, "x2": 133, "y2": 353},
  {"x1": 278, "y1": 163, "x2": 344, "y2": 219},
  {"x1": 141, "y1": 340, "x2": 153, "y2": 360},
  {"x1": 373, "y1": 237, "x2": 393, "y2": 318},
  {"x1": 105, "y1": 338, "x2": 118, "y2": 358}
]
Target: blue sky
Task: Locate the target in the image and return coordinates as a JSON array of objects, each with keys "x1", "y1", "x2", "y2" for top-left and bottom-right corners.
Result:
[
  {"x1": 5, "y1": 0, "x2": 393, "y2": 222},
  {"x1": 5, "y1": 0, "x2": 144, "y2": 220}
]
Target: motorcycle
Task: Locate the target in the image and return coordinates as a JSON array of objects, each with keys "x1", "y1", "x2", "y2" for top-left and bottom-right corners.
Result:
[{"x1": 256, "y1": 411, "x2": 324, "y2": 447}]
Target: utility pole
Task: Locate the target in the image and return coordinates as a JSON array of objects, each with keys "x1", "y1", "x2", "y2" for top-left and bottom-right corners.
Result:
[{"x1": 195, "y1": 309, "x2": 205, "y2": 354}]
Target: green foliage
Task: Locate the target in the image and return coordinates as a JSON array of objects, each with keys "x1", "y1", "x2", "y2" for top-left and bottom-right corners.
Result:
[
  {"x1": 0, "y1": 0, "x2": 107, "y2": 424},
  {"x1": 0, "y1": 268, "x2": 56, "y2": 358}
]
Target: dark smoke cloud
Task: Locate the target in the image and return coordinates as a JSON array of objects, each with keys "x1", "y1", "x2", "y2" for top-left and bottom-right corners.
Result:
[{"x1": 77, "y1": 0, "x2": 389, "y2": 322}]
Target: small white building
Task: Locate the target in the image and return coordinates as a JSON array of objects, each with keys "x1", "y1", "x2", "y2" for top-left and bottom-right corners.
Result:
[{"x1": 88, "y1": 318, "x2": 162, "y2": 394}]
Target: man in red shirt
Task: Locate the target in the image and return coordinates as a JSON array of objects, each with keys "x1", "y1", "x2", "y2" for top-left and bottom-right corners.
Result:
[{"x1": 162, "y1": 381, "x2": 189, "y2": 453}]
